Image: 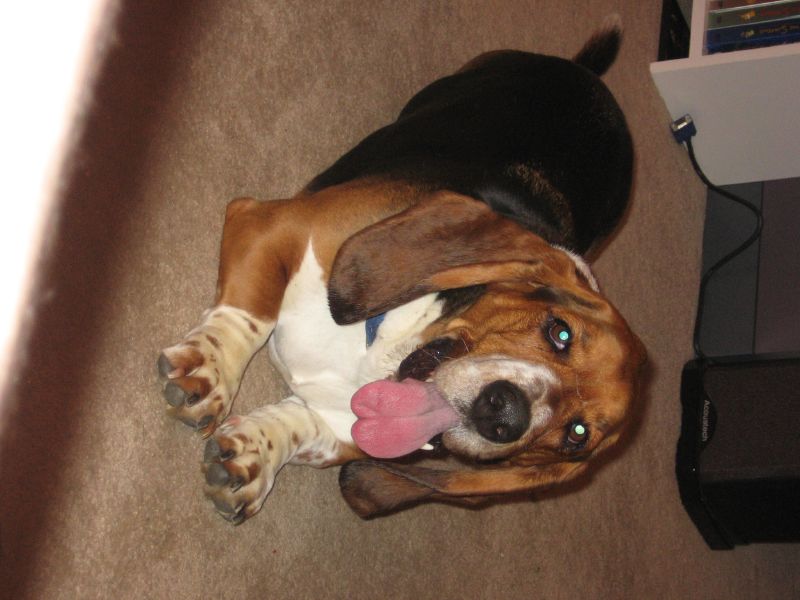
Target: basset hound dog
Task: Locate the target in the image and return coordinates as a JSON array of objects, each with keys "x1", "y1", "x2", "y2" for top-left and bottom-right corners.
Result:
[{"x1": 158, "y1": 21, "x2": 646, "y2": 521}]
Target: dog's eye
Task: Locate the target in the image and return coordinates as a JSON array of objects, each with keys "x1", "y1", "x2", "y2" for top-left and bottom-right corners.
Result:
[
  {"x1": 566, "y1": 422, "x2": 589, "y2": 447},
  {"x1": 545, "y1": 318, "x2": 572, "y2": 351}
]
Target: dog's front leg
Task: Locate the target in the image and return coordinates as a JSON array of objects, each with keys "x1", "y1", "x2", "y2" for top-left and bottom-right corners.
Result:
[
  {"x1": 158, "y1": 197, "x2": 295, "y2": 435},
  {"x1": 202, "y1": 397, "x2": 355, "y2": 523},
  {"x1": 158, "y1": 303, "x2": 273, "y2": 434}
]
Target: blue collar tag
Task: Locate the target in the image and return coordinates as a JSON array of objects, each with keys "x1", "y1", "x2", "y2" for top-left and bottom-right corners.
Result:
[{"x1": 365, "y1": 313, "x2": 386, "y2": 347}]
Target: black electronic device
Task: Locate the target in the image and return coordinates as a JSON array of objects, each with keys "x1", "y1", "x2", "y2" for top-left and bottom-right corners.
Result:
[{"x1": 677, "y1": 354, "x2": 800, "y2": 549}]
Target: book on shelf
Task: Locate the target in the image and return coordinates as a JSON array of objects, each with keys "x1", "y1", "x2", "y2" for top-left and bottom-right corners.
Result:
[
  {"x1": 706, "y1": 2, "x2": 800, "y2": 53},
  {"x1": 708, "y1": 0, "x2": 800, "y2": 29},
  {"x1": 708, "y1": 0, "x2": 796, "y2": 10}
]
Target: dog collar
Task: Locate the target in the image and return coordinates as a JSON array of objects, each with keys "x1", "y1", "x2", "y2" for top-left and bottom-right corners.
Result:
[{"x1": 365, "y1": 313, "x2": 386, "y2": 347}]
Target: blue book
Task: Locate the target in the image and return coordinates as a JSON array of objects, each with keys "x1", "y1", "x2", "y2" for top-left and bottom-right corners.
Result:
[{"x1": 707, "y1": 15, "x2": 800, "y2": 52}]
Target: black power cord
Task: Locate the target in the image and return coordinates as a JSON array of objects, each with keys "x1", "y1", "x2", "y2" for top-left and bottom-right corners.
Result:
[{"x1": 671, "y1": 115, "x2": 764, "y2": 361}]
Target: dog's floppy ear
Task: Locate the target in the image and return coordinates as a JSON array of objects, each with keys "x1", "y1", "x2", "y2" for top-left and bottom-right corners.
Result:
[
  {"x1": 339, "y1": 459, "x2": 587, "y2": 518},
  {"x1": 328, "y1": 192, "x2": 583, "y2": 325}
]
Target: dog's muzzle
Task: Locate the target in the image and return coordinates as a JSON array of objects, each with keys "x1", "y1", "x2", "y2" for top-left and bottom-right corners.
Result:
[{"x1": 470, "y1": 380, "x2": 532, "y2": 443}]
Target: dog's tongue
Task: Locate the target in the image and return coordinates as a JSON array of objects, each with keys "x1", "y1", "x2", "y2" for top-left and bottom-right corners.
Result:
[{"x1": 351, "y1": 379, "x2": 460, "y2": 459}]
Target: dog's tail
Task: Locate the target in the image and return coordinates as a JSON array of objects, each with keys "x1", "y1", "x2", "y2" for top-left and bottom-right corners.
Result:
[{"x1": 572, "y1": 15, "x2": 622, "y2": 76}]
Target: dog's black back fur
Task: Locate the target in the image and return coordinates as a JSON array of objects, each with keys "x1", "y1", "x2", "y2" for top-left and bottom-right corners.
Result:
[{"x1": 308, "y1": 27, "x2": 632, "y2": 255}]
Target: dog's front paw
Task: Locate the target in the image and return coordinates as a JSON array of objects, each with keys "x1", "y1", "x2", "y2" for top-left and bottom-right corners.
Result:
[
  {"x1": 201, "y1": 416, "x2": 275, "y2": 524},
  {"x1": 157, "y1": 338, "x2": 237, "y2": 436},
  {"x1": 157, "y1": 306, "x2": 271, "y2": 436}
]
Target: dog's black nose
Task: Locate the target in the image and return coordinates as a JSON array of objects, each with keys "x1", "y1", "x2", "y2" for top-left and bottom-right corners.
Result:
[{"x1": 470, "y1": 380, "x2": 531, "y2": 443}]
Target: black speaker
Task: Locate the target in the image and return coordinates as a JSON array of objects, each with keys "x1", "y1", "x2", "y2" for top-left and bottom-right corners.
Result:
[{"x1": 677, "y1": 354, "x2": 800, "y2": 549}]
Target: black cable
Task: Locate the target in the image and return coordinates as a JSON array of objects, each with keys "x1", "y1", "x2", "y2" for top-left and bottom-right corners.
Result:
[{"x1": 685, "y1": 137, "x2": 763, "y2": 360}]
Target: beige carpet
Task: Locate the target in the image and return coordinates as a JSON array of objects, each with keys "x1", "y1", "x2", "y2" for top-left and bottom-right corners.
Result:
[{"x1": 3, "y1": 1, "x2": 798, "y2": 598}]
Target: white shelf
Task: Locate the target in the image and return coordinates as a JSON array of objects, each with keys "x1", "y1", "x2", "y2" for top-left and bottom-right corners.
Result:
[{"x1": 650, "y1": 1, "x2": 800, "y2": 185}]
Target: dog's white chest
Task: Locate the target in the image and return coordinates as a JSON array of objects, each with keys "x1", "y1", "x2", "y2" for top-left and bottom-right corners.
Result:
[
  {"x1": 268, "y1": 243, "x2": 366, "y2": 405},
  {"x1": 267, "y1": 241, "x2": 443, "y2": 439}
]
